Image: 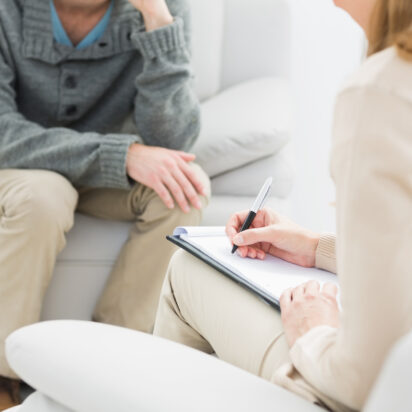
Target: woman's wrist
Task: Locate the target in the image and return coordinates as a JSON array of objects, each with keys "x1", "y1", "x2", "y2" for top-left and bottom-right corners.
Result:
[{"x1": 303, "y1": 230, "x2": 320, "y2": 268}]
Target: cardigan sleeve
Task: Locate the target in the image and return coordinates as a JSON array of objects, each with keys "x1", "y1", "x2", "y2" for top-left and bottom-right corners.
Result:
[
  {"x1": 315, "y1": 234, "x2": 337, "y2": 274},
  {"x1": 288, "y1": 84, "x2": 412, "y2": 410}
]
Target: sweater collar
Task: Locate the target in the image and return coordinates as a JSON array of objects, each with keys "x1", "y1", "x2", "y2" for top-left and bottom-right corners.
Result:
[{"x1": 22, "y1": 0, "x2": 144, "y2": 64}]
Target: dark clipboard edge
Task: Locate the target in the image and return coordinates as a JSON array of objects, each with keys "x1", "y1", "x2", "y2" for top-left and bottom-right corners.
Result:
[{"x1": 167, "y1": 235, "x2": 280, "y2": 311}]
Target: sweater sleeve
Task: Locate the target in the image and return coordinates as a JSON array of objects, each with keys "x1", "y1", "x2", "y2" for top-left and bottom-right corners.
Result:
[
  {"x1": 0, "y1": 31, "x2": 137, "y2": 189},
  {"x1": 289, "y1": 85, "x2": 412, "y2": 410},
  {"x1": 130, "y1": 0, "x2": 201, "y2": 151},
  {"x1": 315, "y1": 234, "x2": 337, "y2": 274}
]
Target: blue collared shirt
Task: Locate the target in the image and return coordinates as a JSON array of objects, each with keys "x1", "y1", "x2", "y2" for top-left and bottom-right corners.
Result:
[{"x1": 50, "y1": 0, "x2": 114, "y2": 49}]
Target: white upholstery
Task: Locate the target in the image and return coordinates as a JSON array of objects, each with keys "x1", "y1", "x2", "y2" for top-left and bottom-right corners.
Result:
[
  {"x1": 193, "y1": 78, "x2": 291, "y2": 177},
  {"x1": 189, "y1": 0, "x2": 291, "y2": 100},
  {"x1": 6, "y1": 321, "x2": 322, "y2": 412},
  {"x1": 189, "y1": 0, "x2": 225, "y2": 101},
  {"x1": 6, "y1": 321, "x2": 412, "y2": 412},
  {"x1": 364, "y1": 331, "x2": 412, "y2": 412},
  {"x1": 41, "y1": 0, "x2": 294, "y2": 321},
  {"x1": 220, "y1": 0, "x2": 291, "y2": 90}
]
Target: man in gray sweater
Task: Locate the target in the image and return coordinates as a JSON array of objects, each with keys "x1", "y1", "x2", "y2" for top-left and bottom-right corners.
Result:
[{"x1": 0, "y1": 0, "x2": 209, "y2": 407}]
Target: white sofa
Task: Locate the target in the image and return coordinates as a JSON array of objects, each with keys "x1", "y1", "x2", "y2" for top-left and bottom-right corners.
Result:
[
  {"x1": 5, "y1": 321, "x2": 412, "y2": 411},
  {"x1": 41, "y1": 0, "x2": 294, "y2": 321}
]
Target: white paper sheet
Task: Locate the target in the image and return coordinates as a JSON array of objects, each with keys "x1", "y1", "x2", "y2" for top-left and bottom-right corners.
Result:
[{"x1": 175, "y1": 226, "x2": 338, "y2": 301}]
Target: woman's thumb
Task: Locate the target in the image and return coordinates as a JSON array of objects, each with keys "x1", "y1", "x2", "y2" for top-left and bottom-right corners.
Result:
[{"x1": 233, "y1": 226, "x2": 274, "y2": 246}]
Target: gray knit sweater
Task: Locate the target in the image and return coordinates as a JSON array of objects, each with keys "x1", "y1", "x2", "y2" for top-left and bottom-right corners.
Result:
[{"x1": 0, "y1": 0, "x2": 200, "y2": 189}]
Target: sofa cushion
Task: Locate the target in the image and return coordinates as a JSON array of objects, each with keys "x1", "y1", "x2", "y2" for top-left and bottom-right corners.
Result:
[
  {"x1": 211, "y1": 149, "x2": 294, "y2": 198},
  {"x1": 6, "y1": 321, "x2": 322, "y2": 412},
  {"x1": 194, "y1": 77, "x2": 291, "y2": 178}
]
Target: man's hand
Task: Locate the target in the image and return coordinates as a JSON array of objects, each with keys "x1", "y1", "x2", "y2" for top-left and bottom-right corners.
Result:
[
  {"x1": 280, "y1": 281, "x2": 340, "y2": 347},
  {"x1": 226, "y1": 208, "x2": 320, "y2": 267},
  {"x1": 127, "y1": 143, "x2": 206, "y2": 213},
  {"x1": 127, "y1": 0, "x2": 174, "y2": 31}
]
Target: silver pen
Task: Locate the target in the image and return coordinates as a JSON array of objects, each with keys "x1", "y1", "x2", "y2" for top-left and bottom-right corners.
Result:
[{"x1": 231, "y1": 177, "x2": 273, "y2": 254}]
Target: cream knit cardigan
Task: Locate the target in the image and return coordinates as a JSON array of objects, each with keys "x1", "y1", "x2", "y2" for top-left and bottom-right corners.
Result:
[{"x1": 274, "y1": 47, "x2": 412, "y2": 412}]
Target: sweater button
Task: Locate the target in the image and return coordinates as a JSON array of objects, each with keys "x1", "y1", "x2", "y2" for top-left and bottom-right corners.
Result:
[
  {"x1": 65, "y1": 105, "x2": 78, "y2": 116},
  {"x1": 64, "y1": 76, "x2": 77, "y2": 89}
]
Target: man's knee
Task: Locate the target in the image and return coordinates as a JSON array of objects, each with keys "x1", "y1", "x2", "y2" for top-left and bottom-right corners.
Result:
[
  {"x1": 169, "y1": 163, "x2": 210, "y2": 224},
  {"x1": 133, "y1": 163, "x2": 210, "y2": 225},
  {"x1": 190, "y1": 163, "x2": 211, "y2": 204},
  {"x1": 1, "y1": 170, "x2": 78, "y2": 234}
]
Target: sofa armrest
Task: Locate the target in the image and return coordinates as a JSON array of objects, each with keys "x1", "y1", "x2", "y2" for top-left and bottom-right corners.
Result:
[{"x1": 7, "y1": 321, "x2": 321, "y2": 412}]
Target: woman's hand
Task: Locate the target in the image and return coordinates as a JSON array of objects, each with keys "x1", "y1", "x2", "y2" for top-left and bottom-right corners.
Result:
[
  {"x1": 280, "y1": 281, "x2": 340, "y2": 347},
  {"x1": 127, "y1": 143, "x2": 206, "y2": 213},
  {"x1": 226, "y1": 208, "x2": 320, "y2": 267},
  {"x1": 127, "y1": 0, "x2": 174, "y2": 31}
]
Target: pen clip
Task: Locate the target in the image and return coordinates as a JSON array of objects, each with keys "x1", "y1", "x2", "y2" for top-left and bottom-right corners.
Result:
[
  {"x1": 260, "y1": 185, "x2": 271, "y2": 209},
  {"x1": 251, "y1": 177, "x2": 273, "y2": 212}
]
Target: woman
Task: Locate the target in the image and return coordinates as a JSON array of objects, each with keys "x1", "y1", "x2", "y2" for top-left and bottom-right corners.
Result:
[{"x1": 154, "y1": 0, "x2": 412, "y2": 411}]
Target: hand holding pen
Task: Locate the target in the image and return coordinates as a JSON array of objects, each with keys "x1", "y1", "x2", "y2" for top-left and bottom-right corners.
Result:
[
  {"x1": 225, "y1": 177, "x2": 272, "y2": 256},
  {"x1": 226, "y1": 196, "x2": 320, "y2": 266}
]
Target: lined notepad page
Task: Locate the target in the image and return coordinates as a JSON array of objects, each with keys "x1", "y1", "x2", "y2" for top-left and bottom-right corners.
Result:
[{"x1": 175, "y1": 227, "x2": 338, "y2": 301}]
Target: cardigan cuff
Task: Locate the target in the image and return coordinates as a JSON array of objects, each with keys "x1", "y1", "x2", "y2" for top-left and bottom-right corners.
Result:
[
  {"x1": 99, "y1": 134, "x2": 139, "y2": 189},
  {"x1": 315, "y1": 233, "x2": 337, "y2": 274},
  {"x1": 132, "y1": 17, "x2": 186, "y2": 60}
]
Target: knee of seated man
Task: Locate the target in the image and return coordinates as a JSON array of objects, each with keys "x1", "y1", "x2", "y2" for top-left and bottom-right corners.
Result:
[
  {"x1": 4, "y1": 170, "x2": 78, "y2": 234},
  {"x1": 191, "y1": 163, "x2": 211, "y2": 204},
  {"x1": 138, "y1": 163, "x2": 210, "y2": 222},
  {"x1": 173, "y1": 163, "x2": 210, "y2": 225}
]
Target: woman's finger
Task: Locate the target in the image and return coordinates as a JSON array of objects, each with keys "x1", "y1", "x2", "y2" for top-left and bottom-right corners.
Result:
[
  {"x1": 304, "y1": 280, "x2": 321, "y2": 295},
  {"x1": 292, "y1": 284, "x2": 305, "y2": 301},
  {"x1": 245, "y1": 246, "x2": 265, "y2": 260},
  {"x1": 226, "y1": 210, "x2": 250, "y2": 238},
  {"x1": 280, "y1": 288, "x2": 293, "y2": 308},
  {"x1": 322, "y1": 283, "x2": 339, "y2": 298},
  {"x1": 233, "y1": 226, "x2": 277, "y2": 247}
]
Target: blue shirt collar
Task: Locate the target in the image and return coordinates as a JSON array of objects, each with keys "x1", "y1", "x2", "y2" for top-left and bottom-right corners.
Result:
[{"x1": 50, "y1": 0, "x2": 114, "y2": 50}]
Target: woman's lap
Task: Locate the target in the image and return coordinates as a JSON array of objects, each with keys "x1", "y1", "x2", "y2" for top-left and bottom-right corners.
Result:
[{"x1": 154, "y1": 250, "x2": 290, "y2": 381}]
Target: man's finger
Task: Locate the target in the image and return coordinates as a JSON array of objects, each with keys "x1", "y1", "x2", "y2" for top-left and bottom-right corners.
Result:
[
  {"x1": 233, "y1": 226, "x2": 276, "y2": 246},
  {"x1": 178, "y1": 159, "x2": 206, "y2": 197},
  {"x1": 175, "y1": 151, "x2": 196, "y2": 162},
  {"x1": 163, "y1": 174, "x2": 190, "y2": 213},
  {"x1": 153, "y1": 181, "x2": 174, "y2": 210},
  {"x1": 322, "y1": 283, "x2": 339, "y2": 298},
  {"x1": 172, "y1": 167, "x2": 202, "y2": 210}
]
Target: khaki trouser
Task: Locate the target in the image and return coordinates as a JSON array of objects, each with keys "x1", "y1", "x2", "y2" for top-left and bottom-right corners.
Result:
[
  {"x1": 0, "y1": 166, "x2": 209, "y2": 378},
  {"x1": 154, "y1": 251, "x2": 334, "y2": 410},
  {"x1": 153, "y1": 249, "x2": 291, "y2": 380}
]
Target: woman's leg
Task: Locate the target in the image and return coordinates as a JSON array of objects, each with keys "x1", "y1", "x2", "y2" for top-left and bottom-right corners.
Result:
[{"x1": 154, "y1": 250, "x2": 290, "y2": 380}]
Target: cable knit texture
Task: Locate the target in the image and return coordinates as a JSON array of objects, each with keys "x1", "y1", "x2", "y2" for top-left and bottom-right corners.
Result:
[
  {"x1": 0, "y1": 0, "x2": 200, "y2": 189},
  {"x1": 315, "y1": 234, "x2": 337, "y2": 274}
]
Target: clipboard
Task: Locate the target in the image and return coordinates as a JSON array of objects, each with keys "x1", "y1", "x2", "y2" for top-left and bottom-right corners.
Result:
[{"x1": 167, "y1": 234, "x2": 281, "y2": 310}]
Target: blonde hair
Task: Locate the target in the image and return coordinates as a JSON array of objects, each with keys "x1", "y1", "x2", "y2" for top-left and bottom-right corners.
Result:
[{"x1": 368, "y1": 0, "x2": 412, "y2": 61}]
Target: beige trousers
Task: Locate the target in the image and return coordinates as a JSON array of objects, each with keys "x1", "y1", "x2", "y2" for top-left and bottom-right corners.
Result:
[
  {"x1": 153, "y1": 249, "x2": 291, "y2": 381},
  {"x1": 0, "y1": 166, "x2": 209, "y2": 378}
]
